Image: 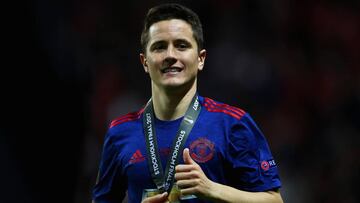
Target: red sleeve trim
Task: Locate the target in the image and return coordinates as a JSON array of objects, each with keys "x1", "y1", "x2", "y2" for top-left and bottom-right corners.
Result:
[
  {"x1": 204, "y1": 97, "x2": 245, "y2": 120},
  {"x1": 109, "y1": 108, "x2": 144, "y2": 128}
]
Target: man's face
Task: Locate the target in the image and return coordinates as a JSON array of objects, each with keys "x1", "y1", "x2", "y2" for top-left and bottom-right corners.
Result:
[{"x1": 140, "y1": 19, "x2": 206, "y2": 90}]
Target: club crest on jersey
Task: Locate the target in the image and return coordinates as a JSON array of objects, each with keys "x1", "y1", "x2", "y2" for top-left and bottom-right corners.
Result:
[{"x1": 189, "y1": 137, "x2": 215, "y2": 163}]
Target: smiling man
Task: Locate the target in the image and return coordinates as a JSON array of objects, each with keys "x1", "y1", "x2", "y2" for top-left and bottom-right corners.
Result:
[{"x1": 92, "y1": 3, "x2": 283, "y2": 203}]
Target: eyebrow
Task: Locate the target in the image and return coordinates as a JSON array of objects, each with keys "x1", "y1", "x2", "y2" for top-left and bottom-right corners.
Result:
[
  {"x1": 174, "y1": 38, "x2": 192, "y2": 44},
  {"x1": 149, "y1": 40, "x2": 166, "y2": 50},
  {"x1": 149, "y1": 38, "x2": 192, "y2": 47}
]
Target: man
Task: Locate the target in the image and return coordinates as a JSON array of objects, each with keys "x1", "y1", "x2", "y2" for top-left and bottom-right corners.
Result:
[{"x1": 92, "y1": 3, "x2": 283, "y2": 203}]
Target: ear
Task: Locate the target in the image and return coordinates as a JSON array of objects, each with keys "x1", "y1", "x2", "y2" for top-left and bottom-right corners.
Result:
[
  {"x1": 140, "y1": 53, "x2": 149, "y2": 73},
  {"x1": 197, "y1": 49, "x2": 206, "y2": 71}
]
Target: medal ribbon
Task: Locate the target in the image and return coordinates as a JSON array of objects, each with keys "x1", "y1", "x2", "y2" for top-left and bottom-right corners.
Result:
[{"x1": 143, "y1": 94, "x2": 201, "y2": 194}]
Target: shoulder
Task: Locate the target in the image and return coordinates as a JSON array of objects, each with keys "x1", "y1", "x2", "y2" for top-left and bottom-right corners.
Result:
[
  {"x1": 108, "y1": 107, "x2": 145, "y2": 129},
  {"x1": 200, "y1": 96, "x2": 246, "y2": 120}
]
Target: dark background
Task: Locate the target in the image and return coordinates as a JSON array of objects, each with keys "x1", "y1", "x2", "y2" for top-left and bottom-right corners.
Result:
[{"x1": 2, "y1": 0, "x2": 359, "y2": 203}]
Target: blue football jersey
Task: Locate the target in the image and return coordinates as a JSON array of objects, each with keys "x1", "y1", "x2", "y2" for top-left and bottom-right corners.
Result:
[{"x1": 92, "y1": 96, "x2": 281, "y2": 203}]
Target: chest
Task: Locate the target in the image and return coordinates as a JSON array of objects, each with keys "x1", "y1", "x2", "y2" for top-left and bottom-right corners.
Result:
[{"x1": 119, "y1": 120, "x2": 228, "y2": 188}]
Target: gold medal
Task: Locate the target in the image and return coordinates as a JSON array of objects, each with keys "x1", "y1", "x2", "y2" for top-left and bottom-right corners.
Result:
[
  {"x1": 142, "y1": 185, "x2": 197, "y2": 202},
  {"x1": 168, "y1": 184, "x2": 181, "y2": 203},
  {"x1": 168, "y1": 184, "x2": 198, "y2": 202},
  {"x1": 142, "y1": 188, "x2": 161, "y2": 200}
]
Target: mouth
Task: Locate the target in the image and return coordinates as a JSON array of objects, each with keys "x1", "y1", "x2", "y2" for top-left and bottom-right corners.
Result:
[{"x1": 161, "y1": 67, "x2": 183, "y2": 73}]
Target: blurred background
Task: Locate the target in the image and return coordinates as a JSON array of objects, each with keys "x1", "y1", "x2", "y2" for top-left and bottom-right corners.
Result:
[{"x1": 2, "y1": 0, "x2": 359, "y2": 203}]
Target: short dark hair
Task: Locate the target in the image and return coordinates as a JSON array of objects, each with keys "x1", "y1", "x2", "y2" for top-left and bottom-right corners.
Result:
[{"x1": 140, "y1": 3, "x2": 204, "y2": 54}]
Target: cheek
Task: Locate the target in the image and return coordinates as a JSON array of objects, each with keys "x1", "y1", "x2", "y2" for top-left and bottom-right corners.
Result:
[
  {"x1": 147, "y1": 56, "x2": 163, "y2": 67},
  {"x1": 186, "y1": 57, "x2": 200, "y2": 70}
]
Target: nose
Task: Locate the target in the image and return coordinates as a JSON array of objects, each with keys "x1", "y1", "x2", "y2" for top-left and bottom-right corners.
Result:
[
  {"x1": 166, "y1": 45, "x2": 177, "y2": 58},
  {"x1": 163, "y1": 46, "x2": 177, "y2": 66}
]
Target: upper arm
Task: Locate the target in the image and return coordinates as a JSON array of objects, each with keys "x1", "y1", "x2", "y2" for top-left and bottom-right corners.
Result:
[
  {"x1": 225, "y1": 113, "x2": 282, "y2": 191},
  {"x1": 92, "y1": 132, "x2": 127, "y2": 202}
]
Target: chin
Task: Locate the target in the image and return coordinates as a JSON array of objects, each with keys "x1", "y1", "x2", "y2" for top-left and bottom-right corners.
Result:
[
  {"x1": 162, "y1": 80, "x2": 195, "y2": 91},
  {"x1": 161, "y1": 79, "x2": 185, "y2": 87},
  {"x1": 162, "y1": 83, "x2": 184, "y2": 90}
]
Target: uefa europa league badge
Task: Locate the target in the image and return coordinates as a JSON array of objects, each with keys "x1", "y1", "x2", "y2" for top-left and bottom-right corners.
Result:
[{"x1": 142, "y1": 184, "x2": 196, "y2": 203}]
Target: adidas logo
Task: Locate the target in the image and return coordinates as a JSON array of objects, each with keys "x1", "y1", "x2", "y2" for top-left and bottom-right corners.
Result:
[{"x1": 129, "y1": 149, "x2": 145, "y2": 164}]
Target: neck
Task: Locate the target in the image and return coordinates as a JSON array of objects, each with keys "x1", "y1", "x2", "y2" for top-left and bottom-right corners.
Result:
[{"x1": 151, "y1": 81, "x2": 197, "y2": 121}]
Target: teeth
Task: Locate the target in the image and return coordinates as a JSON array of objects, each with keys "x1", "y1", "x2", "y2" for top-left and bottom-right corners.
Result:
[{"x1": 162, "y1": 67, "x2": 181, "y2": 73}]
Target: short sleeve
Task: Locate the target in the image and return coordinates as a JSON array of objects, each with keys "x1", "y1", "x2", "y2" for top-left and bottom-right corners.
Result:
[
  {"x1": 92, "y1": 131, "x2": 127, "y2": 203},
  {"x1": 225, "y1": 113, "x2": 281, "y2": 191}
]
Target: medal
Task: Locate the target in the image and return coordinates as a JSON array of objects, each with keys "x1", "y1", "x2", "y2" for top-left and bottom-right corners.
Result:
[
  {"x1": 142, "y1": 184, "x2": 197, "y2": 202},
  {"x1": 168, "y1": 184, "x2": 181, "y2": 203},
  {"x1": 142, "y1": 188, "x2": 161, "y2": 200},
  {"x1": 142, "y1": 185, "x2": 180, "y2": 203}
]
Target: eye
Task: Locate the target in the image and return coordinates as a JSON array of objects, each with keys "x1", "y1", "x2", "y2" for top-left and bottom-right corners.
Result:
[
  {"x1": 175, "y1": 41, "x2": 191, "y2": 51},
  {"x1": 150, "y1": 42, "x2": 167, "y2": 52},
  {"x1": 178, "y1": 43, "x2": 188, "y2": 49},
  {"x1": 152, "y1": 45, "x2": 166, "y2": 51}
]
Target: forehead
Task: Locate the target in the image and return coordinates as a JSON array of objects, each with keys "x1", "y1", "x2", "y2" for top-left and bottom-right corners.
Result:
[{"x1": 148, "y1": 19, "x2": 195, "y2": 43}]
